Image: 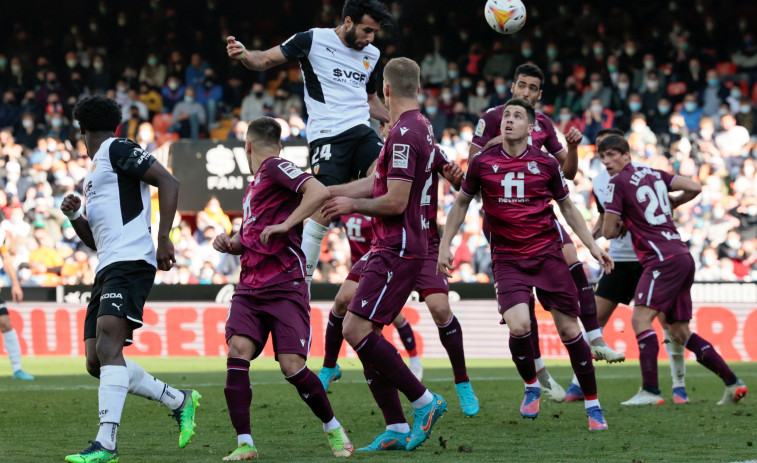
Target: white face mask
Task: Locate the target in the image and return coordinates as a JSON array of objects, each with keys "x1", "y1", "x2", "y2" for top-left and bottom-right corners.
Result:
[{"x1": 476, "y1": 87, "x2": 486, "y2": 97}]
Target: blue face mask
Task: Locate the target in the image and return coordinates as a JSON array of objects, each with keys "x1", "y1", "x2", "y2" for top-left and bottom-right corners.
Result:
[
  {"x1": 629, "y1": 102, "x2": 642, "y2": 112},
  {"x1": 426, "y1": 106, "x2": 437, "y2": 115},
  {"x1": 684, "y1": 101, "x2": 698, "y2": 112},
  {"x1": 658, "y1": 105, "x2": 671, "y2": 115},
  {"x1": 495, "y1": 84, "x2": 506, "y2": 94},
  {"x1": 708, "y1": 78, "x2": 719, "y2": 87}
]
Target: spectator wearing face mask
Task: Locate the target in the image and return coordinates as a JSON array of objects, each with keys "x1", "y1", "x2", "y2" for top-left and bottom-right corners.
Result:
[
  {"x1": 240, "y1": 82, "x2": 272, "y2": 123},
  {"x1": 467, "y1": 80, "x2": 490, "y2": 117},
  {"x1": 139, "y1": 53, "x2": 167, "y2": 88},
  {"x1": 678, "y1": 93, "x2": 703, "y2": 131},
  {"x1": 488, "y1": 76, "x2": 509, "y2": 108},
  {"x1": 138, "y1": 83, "x2": 163, "y2": 119},
  {"x1": 554, "y1": 76, "x2": 583, "y2": 117},
  {"x1": 640, "y1": 70, "x2": 667, "y2": 118},
  {"x1": 169, "y1": 86, "x2": 206, "y2": 139},
  {"x1": 715, "y1": 112, "x2": 750, "y2": 157},
  {"x1": 437, "y1": 86, "x2": 457, "y2": 120},
  {"x1": 86, "y1": 55, "x2": 110, "y2": 94},
  {"x1": 227, "y1": 120, "x2": 248, "y2": 141},
  {"x1": 735, "y1": 97, "x2": 755, "y2": 134},
  {"x1": 729, "y1": 196, "x2": 757, "y2": 241},
  {"x1": 582, "y1": 72, "x2": 612, "y2": 110},
  {"x1": 46, "y1": 113, "x2": 68, "y2": 140},
  {"x1": 581, "y1": 97, "x2": 613, "y2": 143},
  {"x1": 161, "y1": 76, "x2": 185, "y2": 113},
  {"x1": 725, "y1": 85, "x2": 745, "y2": 114},
  {"x1": 648, "y1": 97, "x2": 672, "y2": 135},
  {"x1": 731, "y1": 34, "x2": 757, "y2": 85},
  {"x1": 423, "y1": 95, "x2": 447, "y2": 141},
  {"x1": 483, "y1": 41, "x2": 513, "y2": 81}
]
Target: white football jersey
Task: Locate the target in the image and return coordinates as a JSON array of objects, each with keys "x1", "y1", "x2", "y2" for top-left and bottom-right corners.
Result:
[
  {"x1": 280, "y1": 28, "x2": 380, "y2": 143},
  {"x1": 593, "y1": 161, "x2": 645, "y2": 262},
  {"x1": 83, "y1": 138, "x2": 157, "y2": 274}
]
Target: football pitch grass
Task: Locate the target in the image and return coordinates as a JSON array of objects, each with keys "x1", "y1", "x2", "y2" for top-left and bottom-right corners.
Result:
[{"x1": 0, "y1": 357, "x2": 755, "y2": 463}]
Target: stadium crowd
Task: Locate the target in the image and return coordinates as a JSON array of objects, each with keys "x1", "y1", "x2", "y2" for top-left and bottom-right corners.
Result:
[{"x1": 0, "y1": 0, "x2": 755, "y2": 287}]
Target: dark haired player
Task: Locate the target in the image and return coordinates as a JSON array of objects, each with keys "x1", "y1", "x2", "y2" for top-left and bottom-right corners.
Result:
[
  {"x1": 600, "y1": 135, "x2": 748, "y2": 406},
  {"x1": 469, "y1": 64, "x2": 623, "y2": 403},
  {"x1": 226, "y1": 0, "x2": 393, "y2": 292},
  {"x1": 441, "y1": 99, "x2": 612, "y2": 431},
  {"x1": 213, "y1": 117, "x2": 353, "y2": 460},
  {"x1": 322, "y1": 57, "x2": 447, "y2": 451},
  {"x1": 62, "y1": 95, "x2": 199, "y2": 463},
  {"x1": 564, "y1": 128, "x2": 690, "y2": 403}
]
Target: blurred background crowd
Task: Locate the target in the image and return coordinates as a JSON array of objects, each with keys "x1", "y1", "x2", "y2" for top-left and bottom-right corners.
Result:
[{"x1": 0, "y1": 0, "x2": 754, "y2": 287}]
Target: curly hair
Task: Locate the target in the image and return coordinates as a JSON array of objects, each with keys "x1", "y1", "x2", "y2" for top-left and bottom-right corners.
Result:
[
  {"x1": 342, "y1": 0, "x2": 393, "y2": 27},
  {"x1": 73, "y1": 95, "x2": 123, "y2": 133}
]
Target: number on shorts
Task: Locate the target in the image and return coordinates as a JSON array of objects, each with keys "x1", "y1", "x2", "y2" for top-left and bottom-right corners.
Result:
[
  {"x1": 311, "y1": 144, "x2": 332, "y2": 165},
  {"x1": 635, "y1": 180, "x2": 672, "y2": 225}
]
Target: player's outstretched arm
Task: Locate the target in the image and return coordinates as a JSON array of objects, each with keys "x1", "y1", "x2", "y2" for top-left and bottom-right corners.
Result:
[
  {"x1": 322, "y1": 179, "x2": 411, "y2": 221},
  {"x1": 142, "y1": 161, "x2": 180, "y2": 271},
  {"x1": 437, "y1": 192, "x2": 473, "y2": 277},
  {"x1": 60, "y1": 194, "x2": 97, "y2": 250},
  {"x1": 367, "y1": 93, "x2": 390, "y2": 124},
  {"x1": 227, "y1": 36, "x2": 288, "y2": 71},
  {"x1": 261, "y1": 178, "x2": 330, "y2": 246},
  {"x1": 328, "y1": 176, "x2": 374, "y2": 199},
  {"x1": 558, "y1": 196, "x2": 614, "y2": 274},
  {"x1": 668, "y1": 175, "x2": 702, "y2": 209}
]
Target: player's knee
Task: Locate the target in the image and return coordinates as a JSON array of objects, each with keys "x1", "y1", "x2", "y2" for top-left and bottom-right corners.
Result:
[
  {"x1": 0, "y1": 316, "x2": 11, "y2": 332},
  {"x1": 428, "y1": 303, "x2": 452, "y2": 325},
  {"x1": 94, "y1": 335, "x2": 121, "y2": 364},
  {"x1": 508, "y1": 322, "x2": 531, "y2": 337},
  {"x1": 279, "y1": 356, "x2": 306, "y2": 377},
  {"x1": 85, "y1": 357, "x2": 101, "y2": 378},
  {"x1": 333, "y1": 294, "x2": 351, "y2": 316}
]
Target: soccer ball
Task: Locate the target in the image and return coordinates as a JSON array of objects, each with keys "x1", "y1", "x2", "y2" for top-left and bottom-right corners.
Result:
[{"x1": 484, "y1": 0, "x2": 527, "y2": 34}]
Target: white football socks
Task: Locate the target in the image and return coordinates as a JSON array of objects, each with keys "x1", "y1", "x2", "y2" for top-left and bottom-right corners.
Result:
[
  {"x1": 663, "y1": 329, "x2": 686, "y2": 388},
  {"x1": 386, "y1": 423, "x2": 411, "y2": 433},
  {"x1": 238, "y1": 434, "x2": 254, "y2": 447},
  {"x1": 411, "y1": 390, "x2": 433, "y2": 409},
  {"x1": 97, "y1": 365, "x2": 129, "y2": 450},
  {"x1": 125, "y1": 359, "x2": 184, "y2": 409},
  {"x1": 2, "y1": 329, "x2": 23, "y2": 372},
  {"x1": 323, "y1": 417, "x2": 341, "y2": 432},
  {"x1": 301, "y1": 220, "x2": 328, "y2": 286}
]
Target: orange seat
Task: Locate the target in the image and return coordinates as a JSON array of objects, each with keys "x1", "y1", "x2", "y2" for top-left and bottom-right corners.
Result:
[
  {"x1": 666, "y1": 82, "x2": 687, "y2": 97},
  {"x1": 156, "y1": 132, "x2": 179, "y2": 147},
  {"x1": 152, "y1": 113, "x2": 173, "y2": 135},
  {"x1": 715, "y1": 62, "x2": 737, "y2": 77}
]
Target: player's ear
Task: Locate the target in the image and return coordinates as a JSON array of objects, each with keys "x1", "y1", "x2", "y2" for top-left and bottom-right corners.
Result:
[{"x1": 245, "y1": 140, "x2": 251, "y2": 155}]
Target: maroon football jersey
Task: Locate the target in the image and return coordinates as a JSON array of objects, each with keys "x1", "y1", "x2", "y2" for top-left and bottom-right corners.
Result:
[
  {"x1": 604, "y1": 163, "x2": 689, "y2": 265},
  {"x1": 341, "y1": 213, "x2": 373, "y2": 265},
  {"x1": 370, "y1": 109, "x2": 435, "y2": 259},
  {"x1": 461, "y1": 144, "x2": 569, "y2": 259},
  {"x1": 238, "y1": 157, "x2": 313, "y2": 288}
]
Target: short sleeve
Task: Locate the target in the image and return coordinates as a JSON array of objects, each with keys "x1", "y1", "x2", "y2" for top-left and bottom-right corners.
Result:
[
  {"x1": 385, "y1": 138, "x2": 418, "y2": 182},
  {"x1": 280, "y1": 30, "x2": 313, "y2": 60},
  {"x1": 659, "y1": 169, "x2": 676, "y2": 188},
  {"x1": 366, "y1": 66, "x2": 378, "y2": 94},
  {"x1": 432, "y1": 146, "x2": 450, "y2": 176},
  {"x1": 471, "y1": 108, "x2": 499, "y2": 148},
  {"x1": 460, "y1": 154, "x2": 481, "y2": 197},
  {"x1": 604, "y1": 176, "x2": 625, "y2": 217},
  {"x1": 109, "y1": 139, "x2": 155, "y2": 180},
  {"x1": 543, "y1": 121, "x2": 566, "y2": 156},
  {"x1": 267, "y1": 158, "x2": 313, "y2": 192},
  {"x1": 547, "y1": 159, "x2": 570, "y2": 201}
]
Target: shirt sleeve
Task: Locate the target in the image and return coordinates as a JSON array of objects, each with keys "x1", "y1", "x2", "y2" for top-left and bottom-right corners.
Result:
[
  {"x1": 385, "y1": 137, "x2": 418, "y2": 182},
  {"x1": 109, "y1": 139, "x2": 156, "y2": 180},
  {"x1": 547, "y1": 159, "x2": 570, "y2": 201},
  {"x1": 279, "y1": 30, "x2": 313, "y2": 61},
  {"x1": 460, "y1": 154, "x2": 481, "y2": 197},
  {"x1": 432, "y1": 146, "x2": 450, "y2": 176},
  {"x1": 604, "y1": 176, "x2": 624, "y2": 217},
  {"x1": 658, "y1": 169, "x2": 676, "y2": 188},
  {"x1": 471, "y1": 108, "x2": 498, "y2": 148},
  {"x1": 267, "y1": 158, "x2": 313, "y2": 192},
  {"x1": 543, "y1": 120, "x2": 566, "y2": 156}
]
